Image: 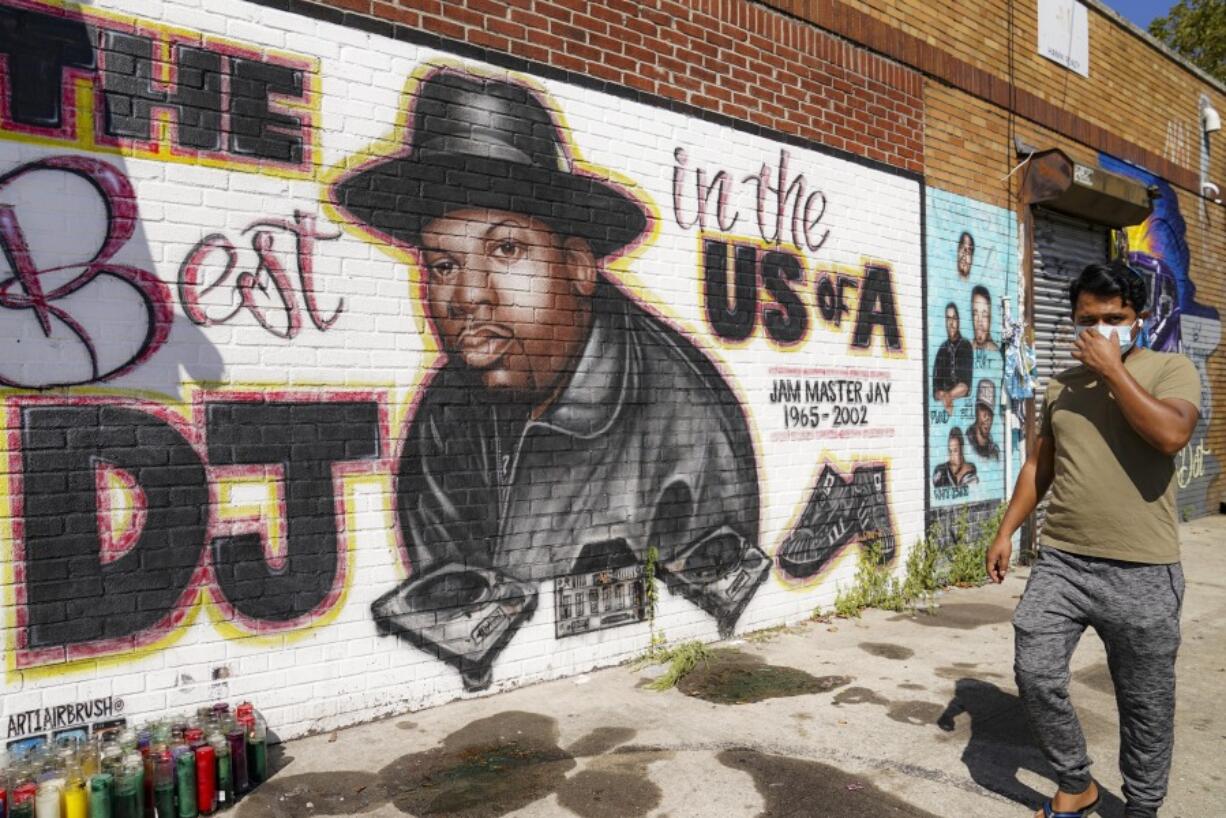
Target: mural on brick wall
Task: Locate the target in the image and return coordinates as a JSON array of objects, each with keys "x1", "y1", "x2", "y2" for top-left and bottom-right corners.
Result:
[
  {"x1": 0, "y1": 0, "x2": 924, "y2": 733},
  {"x1": 924, "y1": 190, "x2": 1016, "y2": 540},
  {"x1": 1099, "y1": 154, "x2": 1221, "y2": 519},
  {"x1": 331, "y1": 69, "x2": 765, "y2": 690}
]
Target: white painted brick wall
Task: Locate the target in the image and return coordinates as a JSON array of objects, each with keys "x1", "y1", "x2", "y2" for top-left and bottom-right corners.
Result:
[{"x1": 0, "y1": 0, "x2": 936, "y2": 744}]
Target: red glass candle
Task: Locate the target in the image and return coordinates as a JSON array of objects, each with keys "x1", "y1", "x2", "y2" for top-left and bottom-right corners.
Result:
[{"x1": 194, "y1": 747, "x2": 216, "y2": 816}]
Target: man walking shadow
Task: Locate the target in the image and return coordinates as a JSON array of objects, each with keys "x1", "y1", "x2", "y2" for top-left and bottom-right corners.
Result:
[{"x1": 938, "y1": 678, "x2": 1126, "y2": 817}]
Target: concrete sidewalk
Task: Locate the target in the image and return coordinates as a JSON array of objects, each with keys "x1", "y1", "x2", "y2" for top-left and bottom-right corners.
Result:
[{"x1": 235, "y1": 518, "x2": 1226, "y2": 818}]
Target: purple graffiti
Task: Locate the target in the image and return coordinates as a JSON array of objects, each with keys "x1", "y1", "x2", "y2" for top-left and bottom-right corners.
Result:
[{"x1": 0, "y1": 156, "x2": 173, "y2": 388}]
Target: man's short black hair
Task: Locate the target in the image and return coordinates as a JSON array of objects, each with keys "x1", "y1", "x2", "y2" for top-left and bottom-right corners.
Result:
[
  {"x1": 1068, "y1": 261, "x2": 1148, "y2": 316},
  {"x1": 948, "y1": 426, "x2": 964, "y2": 445},
  {"x1": 971, "y1": 285, "x2": 991, "y2": 302},
  {"x1": 945, "y1": 301, "x2": 959, "y2": 316}
]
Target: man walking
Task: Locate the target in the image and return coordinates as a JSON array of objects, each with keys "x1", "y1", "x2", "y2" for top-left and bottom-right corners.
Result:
[{"x1": 986, "y1": 261, "x2": 1200, "y2": 818}]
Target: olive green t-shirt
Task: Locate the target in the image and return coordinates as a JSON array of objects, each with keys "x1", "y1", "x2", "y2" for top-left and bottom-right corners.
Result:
[{"x1": 1039, "y1": 349, "x2": 1201, "y2": 564}]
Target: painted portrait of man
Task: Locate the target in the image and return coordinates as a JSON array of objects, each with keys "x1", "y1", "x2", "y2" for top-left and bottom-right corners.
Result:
[
  {"x1": 331, "y1": 67, "x2": 766, "y2": 689},
  {"x1": 957, "y1": 230, "x2": 975, "y2": 278},
  {"x1": 965, "y1": 379, "x2": 1000, "y2": 460},
  {"x1": 932, "y1": 426, "x2": 978, "y2": 488},
  {"x1": 970, "y1": 285, "x2": 999, "y2": 353},
  {"x1": 933, "y1": 302, "x2": 972, "y2": 412}
]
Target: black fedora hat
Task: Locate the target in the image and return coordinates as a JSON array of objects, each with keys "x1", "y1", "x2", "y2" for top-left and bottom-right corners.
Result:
[{"x1": 332, "y1": 68, "x2": 648, "y2": 259}]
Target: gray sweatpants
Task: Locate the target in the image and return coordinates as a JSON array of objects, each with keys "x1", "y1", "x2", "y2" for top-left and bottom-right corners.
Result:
[{"x1": 1012, "y1": 546, "x2": 1184, "y2": 818}]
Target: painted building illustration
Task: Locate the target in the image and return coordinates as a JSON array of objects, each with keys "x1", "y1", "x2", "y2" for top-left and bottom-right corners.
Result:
[{"x1": 0, "y1": 0, "x2": 1220, "y2": 749}]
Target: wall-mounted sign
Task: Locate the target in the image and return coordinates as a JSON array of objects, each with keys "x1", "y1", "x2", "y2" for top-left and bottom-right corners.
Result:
[{"x1": 1038, "y1": 0, "x2": 1090, "y2": 78}]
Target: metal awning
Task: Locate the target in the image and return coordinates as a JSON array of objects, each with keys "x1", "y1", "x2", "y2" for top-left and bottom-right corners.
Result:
[{"x1": 1020, "y1": 148, "x2": 1154, "y2": 228}]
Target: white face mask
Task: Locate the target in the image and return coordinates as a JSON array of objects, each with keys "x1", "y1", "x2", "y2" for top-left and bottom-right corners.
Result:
[{"x1": 1074, "y1": 321, "x2": 1136, "y2": 352}]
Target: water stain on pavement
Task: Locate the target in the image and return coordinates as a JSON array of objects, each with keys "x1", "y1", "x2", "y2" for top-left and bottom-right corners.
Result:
[
  {"x1": 833, "y1": 687, "x2": 889, "y2": 706},
  {"x1": 677, "y1": 650, "x2": 850, "y2": 704},
  {"x1": 566, "y1": 727, "x2": 637, "y2": 757},
  {"x1": 238, "y1": 714, "x2": 668, "y2": 818},
  {"x1": 396, "y1": 721, "x2": 417, "y2": 730},
  {"x1": 891, "y1": 603, "x2": 1014, "y2": 630},
  {"x1": 886, "y1": 701, "x2": 945, "y2": 726},
  {"x1": 556, "y1": 746, "x2": 672, "y2": 818},
  {"x1": 1073, "y1": 663, "x2": 1115, "y2": 695},
  {"x1": 718, "y1": 748, "x2": 939, "y2": 817},
  {"x1": 859, "y1": 642, "x2": 915, "y2": 660},
  {"x1": 899, "y1": 683, "x2": 926, "y2": 691},
  {"x1": 832, "y1": 687, "x2": 944, "y2": 726},
  {"x1": 378, "y1": 711, "x2": 575, "y2": 816}
]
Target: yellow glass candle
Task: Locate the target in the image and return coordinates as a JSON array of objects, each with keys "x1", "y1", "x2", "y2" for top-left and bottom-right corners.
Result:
[{"x1": 62, "y1": 781, "x2": 87, "y2": 818}]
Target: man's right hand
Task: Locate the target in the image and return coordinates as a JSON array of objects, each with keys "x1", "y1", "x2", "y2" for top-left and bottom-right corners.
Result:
[{"x1": 986, "y1": 534, "x2": 1012, "y2": 584}]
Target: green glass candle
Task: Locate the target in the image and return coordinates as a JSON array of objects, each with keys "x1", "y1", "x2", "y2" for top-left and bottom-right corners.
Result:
[
  {"x1": 88, "y1": 774, "x2": 113, "y2": 818},
  {"x1": 153, "y1": 785, "x2": 174, "y2": 818},
  {"x1": 209, "y1": 737, "x2": 232, "y2": 810},
  {"x1": 244, "y1": 743, "x2": 265, "y2": 788},
  {"x1": 113, "y1": 768, "x2": 140, "y2": 818},
  {"x1": 245, "y1": 718, "x2": 267, "y2": 786},
  {"x1": 153, "y1": 749, "x2": 174, "y2": 818},
  {"x1": 174, "y1": 753, "x2": 196, "y2": 818},
  {"x1": 123, "y1": 755, "x2": 145, "y2": 818}
]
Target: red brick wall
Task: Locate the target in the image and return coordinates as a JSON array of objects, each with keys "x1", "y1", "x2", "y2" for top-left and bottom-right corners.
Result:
[{"x1": 321, "y1": 0, "x2": 924, "y2": 173}]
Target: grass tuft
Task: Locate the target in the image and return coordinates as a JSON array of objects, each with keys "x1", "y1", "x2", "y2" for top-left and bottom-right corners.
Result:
[
  {"x1": 634, "y1": 640, "x2": 714, "y2": 690},
  {"x1": 828, "y1": 502, "x2": 1007, "y2": 619}
]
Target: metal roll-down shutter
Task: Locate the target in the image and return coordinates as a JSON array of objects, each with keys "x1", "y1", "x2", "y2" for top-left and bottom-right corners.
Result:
[{"x1": 1030, "y1": 209, "x2": 1110, "y2": 536}]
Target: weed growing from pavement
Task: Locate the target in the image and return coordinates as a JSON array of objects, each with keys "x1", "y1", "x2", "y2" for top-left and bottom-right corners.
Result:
[
  {"x1": 635, "y1": 640, "x2": 714, "y2": 691},
  {"x1": 633, "y1": 504, "x2": 1009, "y2": 686},
  {"x1": 831, "y1": 503, "x2": 1006, "y2": 618},
  {"x1": 642, "y1": 545, "x2": 667, "y2": 658},
  {"x1": 945, "y1": 503, "x2": 1005, "y2": 587},
  {"x1": 832, "y1": 540, "x2": 907, "y2": 617}
]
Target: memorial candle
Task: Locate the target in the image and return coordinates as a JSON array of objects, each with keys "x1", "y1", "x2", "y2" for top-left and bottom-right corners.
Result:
[
  {"x1": 193, "y1": 747, "x2": 215, "y2": 817},
  {"x1": 152, "y1": 752, "x2": 173, "y2": 818},
  {"x1": 223, "y1": 728, "x2": 245, "y2": 798},
  {"x1": 62, "y1": 769, "x2": 87, "y2": 818},
  {"x1": 87, "y1": 775, "x2": 112, "y2": 818},
  {"x1": 31, "y1": 780, "x2": 59, "y2": 818},
  {"x1": 10, "y1": 776, "x2": 36, "y2": 818},
  {"x1": 173, "y1": 751, "x2": 196, "y2": 818}
]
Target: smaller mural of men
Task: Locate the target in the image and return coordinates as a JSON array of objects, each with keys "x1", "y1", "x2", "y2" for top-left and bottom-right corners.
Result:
[
  {"x1": 957, "y1": 231, "x2": 975, "y2": 278},
  {"x1": 933, "y1": 302, "x2": 972, "y2": 412},
  {"x1": 965, "y1": 379, "x2": 1000, "y2": 460},
  {"x1": 970, "y1": 285, "x2": 999, "y2": 353},
  {"x1": 933, "y1": 426, "x2": 979, "y2": 487}
]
